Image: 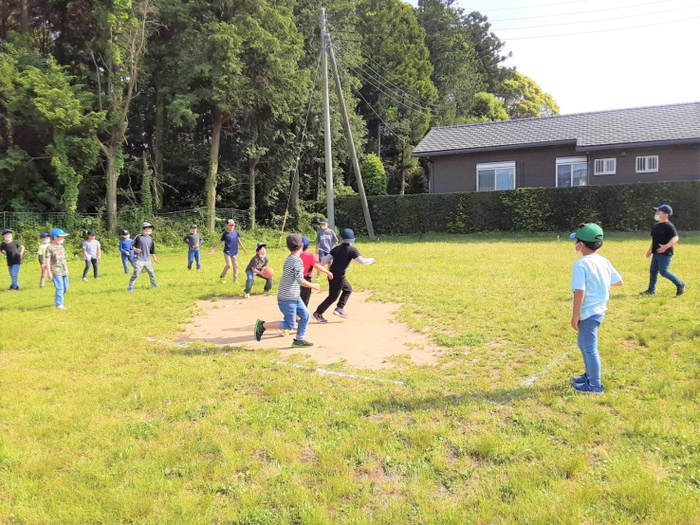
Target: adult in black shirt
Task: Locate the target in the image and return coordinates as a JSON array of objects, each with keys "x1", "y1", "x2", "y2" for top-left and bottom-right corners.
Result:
[
  {"x1": 641, "y1": 205, "x2": 685, "y2": 296},
  {"x1": 312, "y1": 228, "x2": 375, "y2": 322}
]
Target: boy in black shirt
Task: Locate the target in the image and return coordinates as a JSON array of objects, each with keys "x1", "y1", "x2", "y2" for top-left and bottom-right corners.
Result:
[
  {"x1": 1, "y1": 228, "x2": 25, "y2": 291},
  {"x1": 312, "y1": 228, "x2": 375, "y2": 323},
  {"x1": 640, "y1": 204, "x2": 686, "y2": 296}
]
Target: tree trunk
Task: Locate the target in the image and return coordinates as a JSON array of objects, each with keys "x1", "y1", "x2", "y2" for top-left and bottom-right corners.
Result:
[
  {"x1": 207, "y1": 111, "x2": 225, "y2": 232},
  {"x1": 400, "y1": 140, "x2": 406, "y2": 196},
  {"x1": 106, "y1": 147, "x2": 119, "y2": 233},
  {"x1": 248, "y1": 157, "x2": 260, "y2": 230},
  {"x1": 20, "y1": 0, "x2": 29, "y2": 34},
  {"x1": 290, "y1": 168, "x2": 299, "y2": 216},
  {"x1": 377, "y1": 120, "x2": 381, "y2": 157},
  {"x1": 153, "y1": 88, "x2": 165, "y2": 211},
  {"x1": 142, "y1": 151, "x2": 153, "y2": 218}
]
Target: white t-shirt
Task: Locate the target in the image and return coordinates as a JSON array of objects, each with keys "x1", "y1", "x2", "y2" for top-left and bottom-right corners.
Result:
[
  {"x1": 571, "y1": 253, "x2": 622, "y2": 320},
  {"x1": 83, "y1": 239, "x2": 101, "y2": 260}
]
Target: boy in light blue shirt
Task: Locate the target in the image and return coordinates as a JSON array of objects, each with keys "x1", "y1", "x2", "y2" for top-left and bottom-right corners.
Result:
[{"x1": 569, "y1": 223, "x2": 623, "y2": 393}]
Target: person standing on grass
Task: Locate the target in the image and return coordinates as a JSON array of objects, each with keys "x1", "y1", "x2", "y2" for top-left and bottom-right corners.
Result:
[
  {"x1": 127, "y1": 222, "x2": 160, "y2": 292},
  {"x1": 81, "y1": 230, "x2": 102, "y2": 281},
  {"x1": 209, "y1": 219, "x2": 247, "y2": 283},
  {"x1": 300, "y1": 236, "x2": 333, "y2": 307},
  {"x1": 119, "y1": 230, "x2": 135, "y2": 274},
  {"x1": 254, "y1": 234, "x2": 321, "y2": 348},
  {"x1": 45, "y1": 228, "x2": 70, "y2": 310},
  {"x1": 37, "y1": 232, "x2": 51, "y2": 288},
  {"x1": 314, "y1": 218, "x2": 338, "y2": 280},
  {"x1": 1, "y1": 228, "x2": 25, "y2": 291},
  {"x1": 243, "y1": 242, "x2": 273, "y2": 298},
  {"x1": 312, "y1": 228, "x2": 375, "y2": 323},
  {"x1": 183, "y1": 224, "x2": 203, "y2": 272},
  {"x1": 640, "y1": 204, "x2": 686, "y2": 297},
  {"x1": 569, "y1": 223, "x2": 623, "y2": 394}
]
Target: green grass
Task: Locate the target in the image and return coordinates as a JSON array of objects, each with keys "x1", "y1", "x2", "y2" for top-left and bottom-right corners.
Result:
[{"x1": 1, "y1": 232, "x2": 700, "y2": 524}]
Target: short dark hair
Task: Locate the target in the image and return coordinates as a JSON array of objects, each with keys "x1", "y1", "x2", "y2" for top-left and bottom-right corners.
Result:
[{"x1": 578, "y1": 239, "x2": 603, "y2": 251}]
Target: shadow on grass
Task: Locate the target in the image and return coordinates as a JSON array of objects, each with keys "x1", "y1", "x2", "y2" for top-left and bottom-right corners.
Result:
[{"x1": 366, "y1": 383, "x2": 566, "y2": 410}]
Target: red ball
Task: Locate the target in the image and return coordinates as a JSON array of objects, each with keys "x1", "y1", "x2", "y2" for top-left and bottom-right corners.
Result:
[{"x1": 260, "y1": 267, "x2": 274, "y2": 279}]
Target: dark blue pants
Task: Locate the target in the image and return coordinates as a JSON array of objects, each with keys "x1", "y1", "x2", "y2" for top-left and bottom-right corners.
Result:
[
  {"x1": 648, "y1": 253, "x2": 682, "y2": 292},
  {"x1": 188, "y1": 249, "x2": 201, "y2": 269}
]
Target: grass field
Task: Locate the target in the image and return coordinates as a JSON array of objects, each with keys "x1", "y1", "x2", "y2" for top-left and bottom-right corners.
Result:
[{"x1": 1, "y1": 231, "x2": 700, "y2": 524}]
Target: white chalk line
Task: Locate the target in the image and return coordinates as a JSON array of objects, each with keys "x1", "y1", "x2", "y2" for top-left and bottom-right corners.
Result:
[
  {"x1": 519, "y1": 350, "x2": 572, "y2": 387},
  {"x1": 144, "y1": 337, "x2": 406, "y2": 386}
]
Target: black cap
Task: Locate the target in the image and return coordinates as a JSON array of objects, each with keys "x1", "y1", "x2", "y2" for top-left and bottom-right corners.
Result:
[
  {"x1": 142, "y1": 222, "x2": 154, "y2": 229},
  {"x1": 255, "y1": 242, "x2": 267, "y2": 252},
  {"x1": 87, "y1": 230, "x2": 96, "y2": 236},
  {"x1": 122, "y1": 229, "x2": 129, "y2": 236},
  {"x1": 190, "y1": 224, "x2": 198, "y2": 229},
  {"x1": 286, "y1": 234, "x2": 303, "y2": 252}
]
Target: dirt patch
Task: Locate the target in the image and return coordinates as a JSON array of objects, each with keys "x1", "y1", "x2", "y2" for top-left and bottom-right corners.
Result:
[{"x1": 178, "y1": 291, "x2": 441, "y2": 369}]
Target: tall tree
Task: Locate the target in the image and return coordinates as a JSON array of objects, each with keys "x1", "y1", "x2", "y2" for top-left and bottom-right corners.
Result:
[
  {"x1": 501, "y1": 71, "x2": 560, "y2": 119},
  {"x1": 464, "y1": 11, "x2": 513, "y2": 96}
]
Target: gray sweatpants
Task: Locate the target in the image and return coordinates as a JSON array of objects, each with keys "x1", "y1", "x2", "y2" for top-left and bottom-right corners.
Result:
[{"x1": 129, "y1": 259, "x2": 157, "y2": 288}]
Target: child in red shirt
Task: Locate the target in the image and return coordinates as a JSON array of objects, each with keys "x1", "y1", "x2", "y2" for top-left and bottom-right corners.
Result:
[{"x1": 299, "y1": 236, "x2": 332, "y2": 306}]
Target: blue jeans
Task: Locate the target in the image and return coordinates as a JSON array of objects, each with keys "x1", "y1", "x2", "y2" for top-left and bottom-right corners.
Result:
[
  {"x1": 121, "y1": 253, "x2": 135, "y2": 273},
  {"x1": 648, "y1": 253, "x2": 683, "y2": 292},
  {"x1": 188, "y1": 249, "x2": 201, "y2": 269},
  {"x1": 53, "y1": 275, "x2": 69, "y2": 307},
  {"x1": 244, "y1": 269, "x2": 273, "y2": 294},
  {"x1": 8, "y1": 264, "x2": 20, "y2": 289},
  {"x1": 278, "y1": 298, "x2": 310, "y2": 340},
  {"x1": 577, "y1": 314, "x2": 604, "y2": 387}
]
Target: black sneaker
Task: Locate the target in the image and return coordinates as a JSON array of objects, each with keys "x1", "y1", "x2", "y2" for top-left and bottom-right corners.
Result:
[
  {"x1": 639, "y1": 290, "x2": 655, "y2": 296},
  {"x1": 292, "y1": 339, "x2": 314, "y2": 348},
  {"x1": 254, "y1": 319, "x2": 266, "y2": 341},
  {"x1": 676, "y1": 283, "x2": 686, "y2": 296},
  {"x1": 333, "y1": 308, "x2": 349, "y2": 318},
  {"x1": 313, "y1": 312, "x2": 327, "y2": 324}
]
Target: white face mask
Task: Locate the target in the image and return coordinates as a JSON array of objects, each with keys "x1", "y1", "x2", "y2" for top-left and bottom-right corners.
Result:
[
  {"x1": 58, "y1": 239, "x2": 65, "y2": 245},
  {"x1": 3, "y1": 236, "x2": 12, "y2": 243},
  {"x1": 143, "y1": 230, "x2": 152, "y2": 236},
  {"x1": 654, "y1": 214, "x2": 662, "y2": 222}
]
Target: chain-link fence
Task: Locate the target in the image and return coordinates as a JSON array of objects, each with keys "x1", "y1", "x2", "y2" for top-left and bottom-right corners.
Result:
[{"x1": 0, "y1": 208, "x2": 250, "y2": 233}]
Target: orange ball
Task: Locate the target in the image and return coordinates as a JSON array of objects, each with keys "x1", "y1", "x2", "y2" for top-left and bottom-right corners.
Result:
[{"x1": 260, "y1": 267, "x2": 274, "y2": 279}]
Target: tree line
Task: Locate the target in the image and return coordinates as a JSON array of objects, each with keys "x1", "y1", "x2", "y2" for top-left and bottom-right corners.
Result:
[{"x1": 0, "y1": 0, "x2": 559, "y2": 232}]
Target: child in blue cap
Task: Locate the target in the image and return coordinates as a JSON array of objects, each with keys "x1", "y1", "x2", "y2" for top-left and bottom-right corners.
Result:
[
  {"x1": 639, "y1": 204, "x2": 686, "y2": 296},
  {"x1": 569, "y1": 223, "x2": 623, "y2": 393}
]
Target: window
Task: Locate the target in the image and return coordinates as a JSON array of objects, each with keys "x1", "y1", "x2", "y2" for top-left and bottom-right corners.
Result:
[
  {"x1": 636, "y1": 155, "x2": 659, "y2": 173},
  {"x1": 594, "y1": 158, "x2": 616, "y2": 175},
  {"x1": 476, "y1": 161, "x2": 515, "y2": 192},
  {"x1": 556, "y1": 157, "x2": 588, "y2": 187}
]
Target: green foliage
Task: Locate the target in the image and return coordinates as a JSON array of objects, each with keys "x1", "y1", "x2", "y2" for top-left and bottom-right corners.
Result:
[
  {"x1": 360, "y1": 153, "x2": 387, "y2": 195},
  {"x1": 469, "y1": 92, "x2": 509, "y2": 122},
  {"x1": 337, "y1": 180, "x2": 700, "y2": 235},
  {"x1": 501, "y1": 71, "x2": 560, "y2": 119}
]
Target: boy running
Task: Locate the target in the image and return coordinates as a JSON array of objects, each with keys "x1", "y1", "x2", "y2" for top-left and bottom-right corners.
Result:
[
  {"x1": 569, "y1": 223, "x2": 623, "y2": 393},
  {"x1": 312, "y1": 228, "x2": 374, "y2": 323},
  {"x1": 254, "y1": 234, "x2": 320, "y2": 348},
  {"x1": 314, "y1": 218, "x2": 338, "y2": 279},
  {"x1": 209, "y1": 219, "x2": 247, "y2": 283},
  {"x1": 639, "y1": 204, "x2": 686, "y2": 296},
  {"x1": 300, "y1": 236, "x2": 333, "y2": 307}
]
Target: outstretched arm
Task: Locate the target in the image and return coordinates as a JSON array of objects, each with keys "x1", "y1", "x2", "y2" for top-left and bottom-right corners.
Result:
[{"x1": 353, "y1": 255, "x2": 375, "y2": 265}]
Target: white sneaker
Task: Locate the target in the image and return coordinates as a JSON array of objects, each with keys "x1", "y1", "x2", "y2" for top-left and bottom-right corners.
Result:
[
  {"x1": 82, "y1": 278, "x2": 88, "y2": 282},
  {"x1": 56, "y1": 305, "x2": 66, "y2": 310}
]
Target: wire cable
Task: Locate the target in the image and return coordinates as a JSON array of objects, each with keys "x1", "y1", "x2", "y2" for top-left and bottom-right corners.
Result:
[
  {"x1": 490, "y1": 0, "x2": 669, "y2": 22},
  {"x1": 497, "y1": 3, "x2": 700, "y2": 31},
  {"x1": 484, "y1": 0, "x2": 588, "y2": 11},
  {"x1": 506, "y1": 13, "x2": 700, "y2": 39}
]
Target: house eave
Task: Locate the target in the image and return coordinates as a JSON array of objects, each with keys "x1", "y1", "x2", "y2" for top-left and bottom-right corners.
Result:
[
  {"x1": 577, "y1": 138, "x2": 700, "y2": 152},
  {"x1": 412, "y1": 139, "x2": 577, "y2": 158}
]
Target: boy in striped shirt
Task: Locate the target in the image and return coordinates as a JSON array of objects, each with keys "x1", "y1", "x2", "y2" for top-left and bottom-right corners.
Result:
[{"x1": 254, "y1": 234, "x2": 320, "y2": 348}]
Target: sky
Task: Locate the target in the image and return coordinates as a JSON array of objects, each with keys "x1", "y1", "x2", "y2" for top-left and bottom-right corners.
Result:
[{"x1": 404, "y1": 0, "x2": 700, "y2": 114}]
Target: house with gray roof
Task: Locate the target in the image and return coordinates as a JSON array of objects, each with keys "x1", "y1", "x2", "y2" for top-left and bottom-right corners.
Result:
[{"x1": 412, "y1": 102, "x2": 700, "y2": 193}]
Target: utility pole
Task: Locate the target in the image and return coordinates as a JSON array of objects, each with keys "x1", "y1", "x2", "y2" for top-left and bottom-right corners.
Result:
[
  {"x1": 320, "y1": 8, "x2": 334, "y2": 229},
  {"x1": 328, "y1": 36, "x2": 375, "y2": 239}
]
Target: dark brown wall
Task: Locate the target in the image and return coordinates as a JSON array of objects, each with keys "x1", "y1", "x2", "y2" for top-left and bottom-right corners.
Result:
[{"x1": 430, "y1": 143, "x2": 700, "y2": 193}]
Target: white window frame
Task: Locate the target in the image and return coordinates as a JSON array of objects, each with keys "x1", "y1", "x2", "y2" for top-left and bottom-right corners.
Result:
[
  {"x1": 476, "y1": 161, "x2": 516, "y2": 192},
  {"x1": 636, "y1": 155, "x2": 659, "y2": 173},
  {"x1": 555, "y1": 157, "x2": 588, "y2": 188},
  {"x1": 594, "y1": 158, "x2": 616, "y2": 176}
]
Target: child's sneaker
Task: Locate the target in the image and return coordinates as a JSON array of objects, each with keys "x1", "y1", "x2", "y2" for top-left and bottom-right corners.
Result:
[
  {"x1": 571, "y1": 373, "x2": 588, "y2": 385},
  {"x1": 573, "y1": 382, "x2": 604, "y2": 394},
  {"x1": 220, "y1": 278, "x2": 226, "y2": 284},
  {"x1": 56, "y1": 305, "x2": 66, "y2": 310},
  {"x1": 187, "y1": 268, "x2": 192, "y2": 272},
  {"x1": 292, "y1": 339, "x2": 314, "y2": 348},
  {"x1": 277, "y1": 329, "x2": 290, "y2": 337},
  {"x1": 127, "y1": 287, "x2": 134, "y2": 293},
  {"x1": 676, "y1": 282, "x2": 686, "y2": 296},
  {"x1": 82, "y1": 277, "x2": 88, "y2": 282},
  {"x1": 312, "y1": 312, "x2": 327, "y2": 324},
  {"x1": 333, "y1": 308, "x2": 349, "y2": 318},
  {"x1": 244, "y1": 293, "x2": 250, "y2": 299},
  {"x1": 639, "y1": 290, "x2": 655, "y2": 296},
  {"x1": 254, "y1": 319, "x2": 266, "y2": 341}
]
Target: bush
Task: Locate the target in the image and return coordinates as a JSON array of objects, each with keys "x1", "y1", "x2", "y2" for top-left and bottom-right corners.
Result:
[
  {"x1": 360, "y1": 154, "x2": 387, "y2": 196},
  {"x1": 335, "y1": 181, "x2": 700, "y2": 235}
]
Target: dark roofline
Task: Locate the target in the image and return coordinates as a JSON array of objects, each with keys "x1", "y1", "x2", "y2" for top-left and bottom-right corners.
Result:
[
  {"x1": 413, "y1": 137, "x2": 700, "y2": 158},
  {"x1": 412, "y1": 139, "x2": 577, "y2": 158}
]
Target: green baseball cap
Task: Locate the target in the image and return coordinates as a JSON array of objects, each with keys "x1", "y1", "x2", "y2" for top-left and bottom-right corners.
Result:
[{"x1": 569, "y1": 223, "x2": 604, "y2": 243}]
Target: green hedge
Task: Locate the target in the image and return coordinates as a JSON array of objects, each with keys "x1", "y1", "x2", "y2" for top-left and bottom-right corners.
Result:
[{"x1": 336, "y1": 181, "x2": 700, "y2": 235}]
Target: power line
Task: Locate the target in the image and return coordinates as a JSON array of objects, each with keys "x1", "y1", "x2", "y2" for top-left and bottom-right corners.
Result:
[
  {"x1": 496, "y1": 3, "x2": 700, "y2": 31},
  {"x1": 354, "y1": 86, "x2": 406, "y2": 143},
  {"x1": 506, "y1": 13, "x2": 700, "y2": 39},
  {"x1": 490, "y1": 0, "x2": 668, "y2": 22},
  {"x1": 484, "y1": 0, "x2": 588, "y2": 11}
]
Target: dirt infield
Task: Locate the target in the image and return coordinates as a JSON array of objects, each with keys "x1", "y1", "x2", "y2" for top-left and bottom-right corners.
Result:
[{"x1": 178, "y1": 291, "x2": 441, "y2": 369}]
